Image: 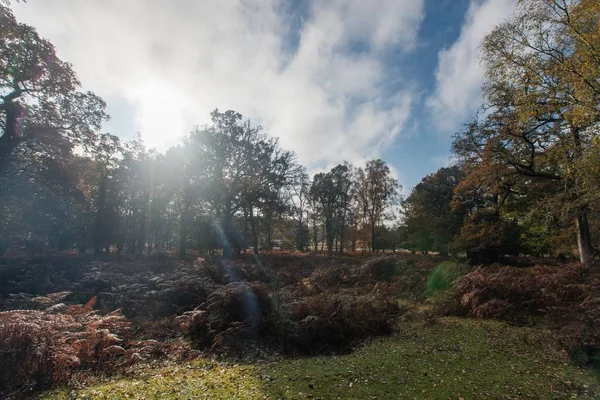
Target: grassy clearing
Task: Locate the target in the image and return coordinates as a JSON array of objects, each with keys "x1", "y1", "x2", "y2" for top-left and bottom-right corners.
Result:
[{"x1": 45, "y1": 317, "x2": 600, "y2": 400}]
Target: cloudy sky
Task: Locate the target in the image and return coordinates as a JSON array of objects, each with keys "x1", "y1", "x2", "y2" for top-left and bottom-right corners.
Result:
[{"x1": 12, "y1": 0, "x2": 515, "y2": 192}]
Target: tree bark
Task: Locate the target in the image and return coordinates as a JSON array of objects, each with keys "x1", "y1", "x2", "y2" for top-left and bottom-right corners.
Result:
[
  {"x1": 576, "y1": 211, "x2": 593, "y2": 269},
  {"x1": 371, "y1": 223, "x2": 376, "y2": 254},
  {"x1": 250, "y1": 207, "x2": 259, "y2": 255},
  {"x1": 243, "y1": 207, "x2": 249, "y2": 253},
  {"x1": 93, "y1": 174, "x2": 107, "y2": 255},
  {"x1": 326, "y1": 218, "x2": 334, "y2": 258},
  {"x1": 0, "y1": 101, "x2": 24, "y2": 175},
  {"x1": 137, "y1": 190, "x2": 151, "y2": 254},
  {"x1": 222, "y1": 211, "x2": 233, "y2": 257},
  {"x1": 312, "y1": 214, "x2": 318, "y2": 251},
  {"x1": 264, "y1": 217, "x2": 273, "y2": 251},
  {"x1": 178, "y1": 205, "x2": 188, "y2": 259}
]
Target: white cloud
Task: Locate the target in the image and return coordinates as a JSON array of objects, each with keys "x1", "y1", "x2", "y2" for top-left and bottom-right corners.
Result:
[
  {"x1": 426, "y1": 0, "x2": 515, "y2": 132},
  {"x1": 11, "y1": 0, "x2": 423, "y2": 168}
]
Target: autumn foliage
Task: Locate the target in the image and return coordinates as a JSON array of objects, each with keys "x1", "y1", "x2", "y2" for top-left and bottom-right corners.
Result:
[
  {"x1": 454, "y1": 263, "x2": 600, "y2": 362},
  {"x1": 175, "y1": 257, "x2": 409, "y2": 356},
  {"x1": 0, "y1": 297, "x2": 131, "y2": 394}
]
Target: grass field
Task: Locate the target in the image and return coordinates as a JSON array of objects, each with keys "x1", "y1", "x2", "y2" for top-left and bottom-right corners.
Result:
[{"x1": 45, "y1": 317, "x2": 600, "y2": 400}]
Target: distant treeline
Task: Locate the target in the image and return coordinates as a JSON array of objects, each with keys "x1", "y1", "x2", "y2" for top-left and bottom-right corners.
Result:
[{"x1": 1, "y1": 1, "x2": 599, "y2": 266}]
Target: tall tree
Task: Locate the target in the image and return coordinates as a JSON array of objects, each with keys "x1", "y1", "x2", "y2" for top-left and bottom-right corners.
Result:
[
  {"x1": 162, "y1": 145, "x2": 196, "y2": 259},
  {"x1": 402, "y1": 166, "x2": 465, "y2": 255},
  {"x1": 285, "y1": 167, "x2": 310, "y2": 252},
  {"x1": 454, "y1": 0, "x2": 600, "y2": 267},
  {"x1": 330, "y1": 163, "x2": 354, "y2": 255},
  {"x1": 0, "y1": 6, "x2": 107, "y2": 174},
  {"x1": 188, "y1": 110, "x2": 293, "y2": 257},
  {"x1": 355, "y1": 160, "x2": 400, "y2": 253},
  {"x1": 310, "y1": 172, "x2": 338, "y2": 258},
  {"x1": 89, "y1": 133, "x2": 123, "y2": 255}
]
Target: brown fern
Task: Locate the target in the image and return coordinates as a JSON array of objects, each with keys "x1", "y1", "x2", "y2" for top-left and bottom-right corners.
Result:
[{"x1": 84, "y1": 295, "x2": 97, "y2": 312}]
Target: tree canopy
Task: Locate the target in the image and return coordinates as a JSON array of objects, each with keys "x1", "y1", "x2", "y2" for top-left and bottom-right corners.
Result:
[{"x1": 1, "y1": 1, "x2": 599, "y2": 267}]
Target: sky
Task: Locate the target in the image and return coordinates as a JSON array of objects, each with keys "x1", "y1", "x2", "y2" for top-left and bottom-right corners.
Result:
[{"x1": 12, "y1": 0, "x2": 515, "y2": 193}]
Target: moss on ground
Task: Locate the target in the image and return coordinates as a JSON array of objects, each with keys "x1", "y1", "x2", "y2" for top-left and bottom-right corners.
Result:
[{"x1": 45, "y1": 318, "x2": 600, "y2": 400}]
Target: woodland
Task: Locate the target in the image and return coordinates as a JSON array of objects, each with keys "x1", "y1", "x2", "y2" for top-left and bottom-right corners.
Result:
[{"x1": 1, "y1": 0, "x2": 600, "y2": 398}]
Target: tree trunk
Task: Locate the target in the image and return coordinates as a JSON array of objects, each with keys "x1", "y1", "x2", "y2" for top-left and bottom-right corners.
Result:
[
  {"x1": 250, "y1": 208, "x2": 259, "y2": 255},
  {"x1": 265, "y1": 219, "x2": 273, "y2": 251},
  {"x1": 571, "y1": 126, "x2": 593, "y2": 269},
  {"x1": 326, "y1": 219, "x2": 334, "y2": 258},
  {"x1": 243, "y1": 207, "x2": 249, "y2": 253},
  {"x1": 312, "y1": 216, "x2": 318, "y2": 251},
  {"x1": 178, "y1": 206, "x2": 188, "y2": 259},
  {"x1": 297, "y1": 219, "x2": 304, "y2": 252},
  {"x1": 137, "y1": 191, "x2": 151, "y2": 254},
  {"x1": 576, "y1": 211, "x2": 593, "y2": 269},
  {"x1": 371, "y1": 223, "x2": 376, "y2": 254},
  {"x1": 0, "y1": 101, "x2": 24, "y2": 175},
  {"x1": 222, "y1": 211, "x2": 233, "y2": 258},
  {"x1": 93, "y1": 175, "x2": 107, "y2": 255}
]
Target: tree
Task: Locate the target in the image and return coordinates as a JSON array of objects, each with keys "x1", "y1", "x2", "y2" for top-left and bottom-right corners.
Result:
[
  {"x1": 89, "y1": 133, "x2": 123, "y2": 255},
  {"x1": 402, "y1": 166, "x2": 465, "y2": 255},
  {"x1": 454, "y1": 0, "x2": 600, "y2": 267},
  {"x1": 188, "y1": 110, "x2": 294, "y2": 257},
  {"x1": 0, "y1": 6, "x2": 108, "y2": 253},
  {"x1": 0, "y1": 6, "x2": 107, "y2": 175},
  {"x1": 355, "y1": 160, "x2": 400, "y2": 253},
  {"x1": 285, "y1": 167, "x2": 310, "y2": 251},
  {"x1": 115, "y1": 135, "x2": 156, "y2": 254},
  {"x1": 162, "y1": 145, "x2": 196, "y2": 259},
  {"x1": 330, "y1": 163, "x2": 354, "y2": 255},
  {"x1": 310, "y1": 172, "x2": 338, "y2": 258},
  {"x1": 147, "y1": 154, "x2": 178, "y2": 252}
]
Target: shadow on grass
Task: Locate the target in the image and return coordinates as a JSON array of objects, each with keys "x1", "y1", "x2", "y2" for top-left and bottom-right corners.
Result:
[{"x1": 44, "y1": 317, "x2": 600, "y2": 400}]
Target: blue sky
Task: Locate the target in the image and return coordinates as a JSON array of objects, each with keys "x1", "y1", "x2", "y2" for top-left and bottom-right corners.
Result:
[
  {"x1": 383, "y1": 0, "x2": 472, "y2": 190},
  {"x1": 12, "y1": 0, "x2": 515, "y2": 192}
]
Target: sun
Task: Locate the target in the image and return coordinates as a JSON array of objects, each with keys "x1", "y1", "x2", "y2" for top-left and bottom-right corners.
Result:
[{"x1": 130, "y1": 81, "x2": 187, "y2": 151}]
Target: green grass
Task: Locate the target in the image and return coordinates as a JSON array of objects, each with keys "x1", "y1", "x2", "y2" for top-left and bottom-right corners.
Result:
[
  {"x1": 44, "y1": 317, "x2": 600, "y2": 400},
  {"x1": 426, "y1": 261, "x2": 463, "y2": 298}
]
